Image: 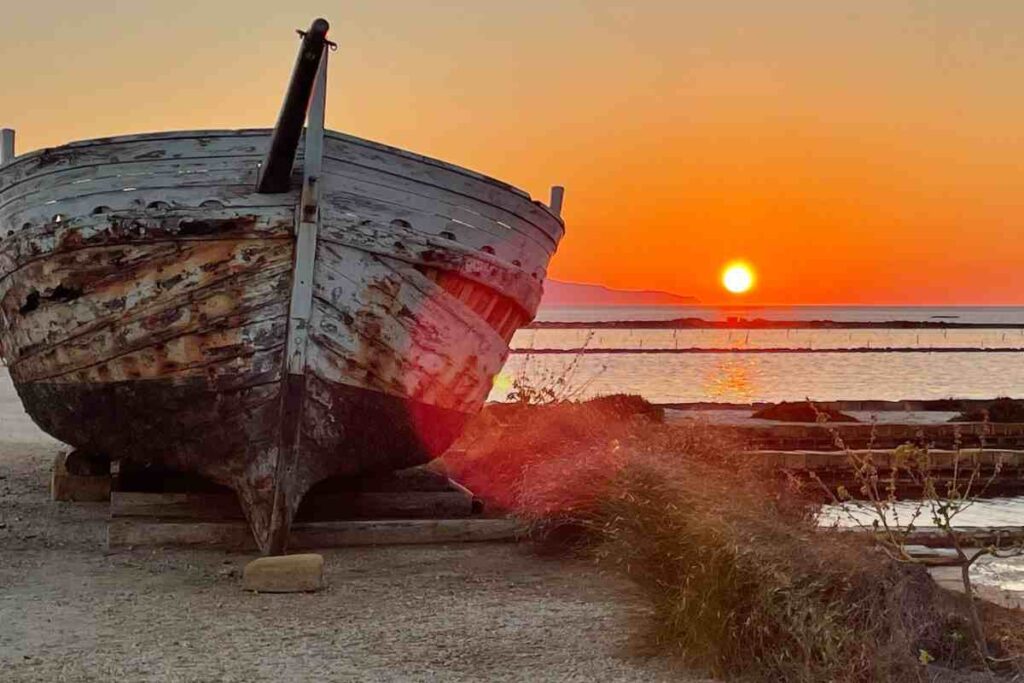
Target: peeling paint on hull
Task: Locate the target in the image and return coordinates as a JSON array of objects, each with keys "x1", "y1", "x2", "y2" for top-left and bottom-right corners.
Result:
[{"x1": 0, "y1": 129, "x2": 563, "y2": 553}]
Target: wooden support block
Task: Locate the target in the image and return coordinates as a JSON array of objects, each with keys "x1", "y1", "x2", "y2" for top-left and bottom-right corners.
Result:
[
  {"x1": 108, "y1": 519, "x2": 257, "y2": 550},
  {"x1": 111, "y1": 492, "x2": 245, "y2": 520},
  {"x1": 290, "y1": 518, "x2": 523, "y2": 548},
  {"x1": 312, "y1": 465, "x2": 453, "y2": 493},
  {"x1": 446, "y1": 478, "x2": 486, "y2": 514},
  {"x1": 106, "y1": 464, "x2": 493, "y2": 551},
  {"x1": 51, "y1": 452, "x2": 111, "y2": 502},
  {"x1": 110, "y1": 489, "x2": 476, "y2": 522},
  {"x1": 297, "y1": 491, "x2": 474, "y2": 521},
  {"x1": 107, "y1": 518, "x2": 523, "y2": 550},
  {"x1": 243, "y1": 554, "x2": 324, "y2": 593}
]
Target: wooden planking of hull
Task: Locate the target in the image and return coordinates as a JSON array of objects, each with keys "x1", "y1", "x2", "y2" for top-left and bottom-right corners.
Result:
[{"x1": 0, "y1": 127, "x2": 564, "y2": 553}]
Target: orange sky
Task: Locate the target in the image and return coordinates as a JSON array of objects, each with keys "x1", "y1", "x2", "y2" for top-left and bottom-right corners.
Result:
[{"x1": 3, "y1": 1, "x2": 1024, "y2": 304}]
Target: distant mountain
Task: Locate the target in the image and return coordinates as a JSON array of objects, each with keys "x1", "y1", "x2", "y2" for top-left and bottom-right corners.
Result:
[{"x1": 540, "y1": 280, "x2": 698, "y2": 307}]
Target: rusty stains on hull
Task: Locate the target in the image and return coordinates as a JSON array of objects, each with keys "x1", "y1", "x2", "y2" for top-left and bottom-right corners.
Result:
[{"x1": 0, "y1": 129, "x2": 563, "y2": 554}]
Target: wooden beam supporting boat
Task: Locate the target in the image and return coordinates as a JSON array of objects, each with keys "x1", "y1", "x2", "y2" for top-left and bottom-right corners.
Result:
[
  {"x1": 109, "y1": 489, "x2": 476, "y2": 521},
  {"x1": 51, "y1": 450, "x2": 111, "y2": 502},
  {"x1": 108, "y1": 518, "x2": 523, "y2": 551},
  {"x1": 105, "y1": 464, "x2": 503, "y2": 551}
]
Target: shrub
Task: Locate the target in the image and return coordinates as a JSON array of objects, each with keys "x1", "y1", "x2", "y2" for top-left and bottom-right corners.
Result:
[
  {"x1": 445, "y1": 403, "x2": 1023, "y2": 681},
  {"x1": 952, "y1": 397, "x2": 1024, "y2": 423},
  {"x1": 594, "y1": 456, "x2": 973, "y2": 682},
  {"x1": 752, "y1": 401, "x2": 859, "y2": 422}
]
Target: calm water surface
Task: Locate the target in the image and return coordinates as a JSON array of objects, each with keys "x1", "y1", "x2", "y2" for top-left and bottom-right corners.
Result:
[
  {"x1": 515, "y1": 327, "x2": 1024, "y2": 351},
  {"x1": 501, "y1": 314, "x2": 1024, "y2": 403},
  {"x1": 493, "y1": 348, "x2": 1024, "y2": 403},
  {"x1": 537, "y1": 305, "x2": 1024, "y2": 325}
]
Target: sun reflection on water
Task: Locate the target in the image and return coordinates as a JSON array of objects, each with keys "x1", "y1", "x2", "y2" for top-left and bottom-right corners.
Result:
[{"x1": 702, "y1": 356, "x2": 757, "y2": 402}]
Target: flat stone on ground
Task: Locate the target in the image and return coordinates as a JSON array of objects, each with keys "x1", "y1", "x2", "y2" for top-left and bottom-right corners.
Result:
[{"x1": 243, "y1": 553, "x2": 324, "y2": 593}]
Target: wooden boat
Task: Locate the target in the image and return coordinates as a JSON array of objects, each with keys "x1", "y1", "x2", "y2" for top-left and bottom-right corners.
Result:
[{"x1": 0, "y1": 19, "x2": 564, "y2": 553}]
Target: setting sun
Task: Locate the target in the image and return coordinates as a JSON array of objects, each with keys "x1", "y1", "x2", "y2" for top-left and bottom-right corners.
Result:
[{"x1": 722, "y1": 262, "x2": 755, "y2": 294}]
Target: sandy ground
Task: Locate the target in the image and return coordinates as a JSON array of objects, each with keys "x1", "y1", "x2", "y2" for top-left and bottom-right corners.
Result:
[
  {"x1": 0, "y1": 372, "x2": 700, "y2": 682},
  {"x1": 0, "y1": 369, "x2": 60, "y2": 445},
  {"x1": 2, "y1": 368, "x2": 1017, "y2": 681}
]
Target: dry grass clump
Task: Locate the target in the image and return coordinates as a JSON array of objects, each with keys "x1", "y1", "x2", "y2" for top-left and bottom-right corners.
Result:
[
  {"x1": 581, "y1": 393, "x2": 665, "y2": 422},
  {"x1": 593, "y1": 457, "x2": 974, "y2": 682},
  {"x1": 447, "y1": 394, "x2": 710, "y2": 516},
  {"x1": 445, "y1": 399, "x2": 1021, "y2": 681}
]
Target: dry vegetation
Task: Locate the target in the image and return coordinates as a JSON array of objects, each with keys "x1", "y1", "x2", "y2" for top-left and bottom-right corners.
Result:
[
  {"x1": 445, "y1": 398, "x2": 1024, "y2": 682},
  {"x1": 952, "y1": 397, "x2": 1024, "y2": 424},
  {"x1": 751, "y1": 400, "x2": 859, "y2": 423}
]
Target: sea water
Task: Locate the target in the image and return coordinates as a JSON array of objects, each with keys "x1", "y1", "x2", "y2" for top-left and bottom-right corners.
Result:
[{"x1": 498, "y1": 307, "x2": 1024, "y2": 404}]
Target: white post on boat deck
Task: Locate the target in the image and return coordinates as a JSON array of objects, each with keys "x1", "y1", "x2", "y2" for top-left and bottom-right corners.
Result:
[
  {"x1": 285, "y1": 45, "x2": 329, "y2": 375},
  {"x1": 549, "y1": 185, "x2": 564, "y2": 217},
  {"x1": 0, "y1": 129, "x2": 14, "y2": 166}
]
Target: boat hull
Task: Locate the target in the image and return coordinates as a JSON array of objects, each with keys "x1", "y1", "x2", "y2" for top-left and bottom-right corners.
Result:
[{"x1": 0, "y1": 129, "x2": 563, "y2": 552}]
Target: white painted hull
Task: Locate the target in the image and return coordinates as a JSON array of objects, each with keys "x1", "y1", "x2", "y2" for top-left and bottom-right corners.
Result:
[{"x1": 0, "y1": 129, "x2": 563, "y2": 551}]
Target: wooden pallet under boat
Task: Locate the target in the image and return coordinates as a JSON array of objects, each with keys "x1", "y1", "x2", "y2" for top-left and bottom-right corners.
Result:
[{"x1": 0, "y1": 20, "x2": 564, "y2": 553}]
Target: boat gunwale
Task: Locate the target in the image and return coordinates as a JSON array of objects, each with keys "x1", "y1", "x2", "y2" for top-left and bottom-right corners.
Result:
[
  {"x1": 0, "y1": 155, "x2": 559, "y2": 254},
  {"x1": 0, "y1": 128, "x2": 565, "y2": 228}
]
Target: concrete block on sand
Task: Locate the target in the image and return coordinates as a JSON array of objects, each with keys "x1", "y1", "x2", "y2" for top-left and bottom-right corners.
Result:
[{"x1": 243, "y1": 553, "x2": 324, "y2": 593}]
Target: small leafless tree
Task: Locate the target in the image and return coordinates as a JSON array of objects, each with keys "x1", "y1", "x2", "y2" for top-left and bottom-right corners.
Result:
[{"x1": 810, "y1": 414, "x2": 1023, "y2": 668}]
